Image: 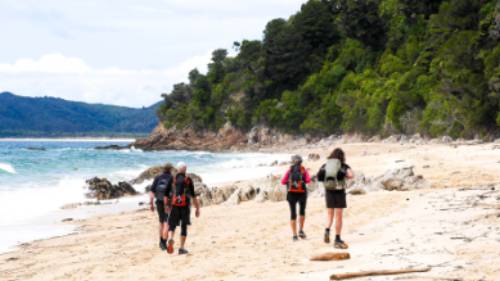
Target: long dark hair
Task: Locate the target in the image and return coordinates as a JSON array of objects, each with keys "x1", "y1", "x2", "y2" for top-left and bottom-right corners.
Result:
[{"x1": 328, "y1": 148, "x2": 345, "y2": 163}]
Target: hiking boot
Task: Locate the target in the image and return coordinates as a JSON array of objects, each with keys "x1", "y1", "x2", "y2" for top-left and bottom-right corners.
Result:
[
  {"x1": 159, "y1": 240, "x2": 167, "y2": 251},
  {"x1": 324, "y1": 231, "x2": 330, "y2": 244},
  {"x1": 334, "y1": 239, "x2": 349, "y2": 249},
  {"x1": 178, "y1": 248, "x2": 189, "y2": 255},
  {"x1": 299, "y1": 230, "x2": 307, "y2": 239},
  {"x1": 292, "y1": 235, "x2": 299, "y2": 241},
  {"x1": 167, "y1": 239, "x2": 175, "y2": 254}
]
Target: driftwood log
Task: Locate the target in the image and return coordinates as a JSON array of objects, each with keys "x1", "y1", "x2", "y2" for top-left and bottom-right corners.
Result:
[
  {"x1": 330, "y1": 267, "x2": 431, "y2": 280},
  {"x1": 310, "y1": 252, "x2": 351, "y2": 261}
]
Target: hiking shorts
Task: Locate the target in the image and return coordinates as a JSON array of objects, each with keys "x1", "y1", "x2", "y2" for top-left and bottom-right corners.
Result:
[
  {"x1": 155, "y1": 200, "x2": 169, "y2": 223},
  {"x1": 168, "y1": 206, "x2": 191, "y2": 236},
  {"x1": 325, "y1": 190, "x2": 347, "y2": 209}
]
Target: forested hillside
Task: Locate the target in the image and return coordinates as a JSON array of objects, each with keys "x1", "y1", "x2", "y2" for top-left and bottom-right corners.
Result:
[
  {"x1": 159, "y1": 0, "x2": 500, "y2": 138},
  {"x1": 0, "y1": 92, "x2": 159, "y2": 137}
]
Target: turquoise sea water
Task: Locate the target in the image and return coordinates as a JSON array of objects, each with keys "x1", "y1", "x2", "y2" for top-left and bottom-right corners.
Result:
[{"x1": 0, "y1": 139, "x2": 289, "y2": 252}]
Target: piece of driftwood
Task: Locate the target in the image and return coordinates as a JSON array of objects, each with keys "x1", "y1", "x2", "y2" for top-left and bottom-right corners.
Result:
[
  {"x1": 330, "y1": 267, "x2": 431, "y2": 280},
  {"x1": 310, "y1": 252, "x2": 350, "y2": 261}
]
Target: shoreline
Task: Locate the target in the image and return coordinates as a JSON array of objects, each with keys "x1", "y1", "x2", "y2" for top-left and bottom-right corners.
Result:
[
  {"x1": 1, "y1": 141, "x2": 499, "y2": 280},
  {"x1": 0, "y1": 138, "x2": 136, "y2": 142},
  {"x1": 0, "y1": 149, "x2": 290, "y2": 254}
]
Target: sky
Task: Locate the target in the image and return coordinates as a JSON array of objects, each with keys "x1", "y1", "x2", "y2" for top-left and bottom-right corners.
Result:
[{"x1": 0, "y1": 0, "x2": 307, "y2": 107}]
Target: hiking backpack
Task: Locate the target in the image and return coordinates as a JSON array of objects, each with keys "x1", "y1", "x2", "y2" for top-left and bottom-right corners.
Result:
[
  {"x1": 172, "y1": 174, "x2": 191, "y2": 207},
  {"x1": 323, "y1": 159, "x2": 345, "y2": 190},
  {"x1": 288, "y1": 165, "x2": 307, "y2": 193}
]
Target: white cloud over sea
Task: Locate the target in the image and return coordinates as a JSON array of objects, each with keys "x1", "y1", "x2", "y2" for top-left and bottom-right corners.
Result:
[
  {"x1": 0, "y1": 0, "x2": 307, "y2": 107},
  {"x1": 0, "y1": 53, "x2": 210, "y2": 107}
]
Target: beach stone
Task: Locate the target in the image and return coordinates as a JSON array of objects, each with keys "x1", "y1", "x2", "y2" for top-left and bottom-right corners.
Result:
[
  {"x1": 239, "y1": 186, "x2": 257, "y2": 202},
  {"x1": 61, "y1": 218, "x2": 73, "y2": 222},
  {"x1": 222, "y1": 186, "x2": 257, "y2": 206},
  {"x1": 130, "y1": 165, "x2": 165, "y2": 184},
  {"x1": 368, "y1": 135, "x2": 381, "y2": 142},
  {"x1": 61, "y1": 202, "x2": 82, "y2": 209},
  {"x1": 94, "y1": 144, "x2": 128, "y2": 150},
  {"x1": 224, "y1": 190, "x2": 241, "y2": 205},
  {"x1": 377, "y1": 166, "x2": 429, "y2": 191},
  {"x1": 255, "y1": 190, "x2": 268, "y2": 202},
  {"x1": 383, "y1": 135, "x2": 401, "y2": 143},
  {"x1": 441, "y1": 135, "x2": 453, "y2": 144},
  {"x1": 131, "y1": 163, "x2": 204, "y2": 186},
  {"x1": 85, "y1": 177, "x2": 137, "y2": 200},
  {"x1": 307, "y1": 153, "x2": 321, "y2": 161}
]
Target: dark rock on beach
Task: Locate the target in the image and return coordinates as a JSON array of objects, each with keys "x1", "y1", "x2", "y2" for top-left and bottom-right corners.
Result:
[
  {"x1": 307, "y1": 153, "x2": 320, "y2": 161},
  {"x1": 85, "y1": 177, "x2": 137, "y2": 200},
  {"x1": 26, "y1": 146, "x2": 47, "y2": 151},
  {"x1": 94, "y1": 144, "x2": 129, "y2": 150}
]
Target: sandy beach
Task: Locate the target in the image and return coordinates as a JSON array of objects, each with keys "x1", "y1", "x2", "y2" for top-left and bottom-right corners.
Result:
[{"x1": 1, "y1": 141, "x2": 499, "y2": 281}]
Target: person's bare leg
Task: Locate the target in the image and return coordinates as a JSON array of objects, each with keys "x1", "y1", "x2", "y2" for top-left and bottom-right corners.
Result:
[
  {"x1": 333, "y1": 208, "x2": 347, "y2": 248},
  {"x1": 326, "y1": 208, "x2": 334, "y2": 229},
  {"x1": 324, "y1": 208, "x2": 334, "y2": 243},
  {"x1": 290, "y1": 220, "x2": 297, "y2": 237},
  {"x1": 334, "y1": 208, "x2": 343, "y2": 236},
  {"x1": 161, "y1": 223, "x2": 168, "y2": 240},
  {"x1": 299, "y1": 216, "x2": 305, "y2": 231},
  {"x1": 180, "y1": 235, "x2": 187, "y2": 249}
]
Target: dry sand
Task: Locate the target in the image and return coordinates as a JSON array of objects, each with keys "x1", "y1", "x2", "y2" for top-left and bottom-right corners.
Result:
[{"x1": 1, "y1": 142, "x2": 499, "y2": 281}]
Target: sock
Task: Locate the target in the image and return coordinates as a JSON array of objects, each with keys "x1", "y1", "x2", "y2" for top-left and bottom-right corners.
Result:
[
  {"x1": 160, "y1": 238, "x2": 165, "y2": 244},
  {"x1": 325, "y1": 228, "x2": 330, "y2": 234},
  {"x1": 335, "y1": 235, "x2": 341, "y2": 241}
]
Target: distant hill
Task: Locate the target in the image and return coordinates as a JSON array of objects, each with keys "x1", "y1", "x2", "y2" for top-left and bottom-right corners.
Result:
[{"x1": 0, "y1": 92, "x2": 160, "y2": 137}]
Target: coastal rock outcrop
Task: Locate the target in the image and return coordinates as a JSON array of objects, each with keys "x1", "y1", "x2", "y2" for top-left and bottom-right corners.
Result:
[
  {"x1": 224, "y1": 185, "x2": 258, "y2": 206},
  {"x1": 131, "y1": 165, "x2": 165, "y2": 184},
  {"x1": 85, "y1": 177, "x2": 137, "y2": 200},
  {"x1": 94, "y1": 144, "x2": 128, "y2": 150},
  {"x1": 132, "y1": 123, "x2": 247, "y2": 151},
  {"x1": 377, "y1": 166, "x2": 429, "y2": 191},
  {"x1": 345, "y1": 166, "x2": 429, "y2": 193}
]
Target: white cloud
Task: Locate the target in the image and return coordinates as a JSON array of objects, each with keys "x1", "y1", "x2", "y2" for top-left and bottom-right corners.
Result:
[
  {"x1": 0, "y1": 0, "x2": 308, "y2": 106},
  {"x1": 0, "y1": 53, "x2": 210, "y2": 107}
]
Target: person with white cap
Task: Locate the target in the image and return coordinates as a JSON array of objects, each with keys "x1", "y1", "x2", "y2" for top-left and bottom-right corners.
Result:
[{"x1": 164, "y1": 161, "x2": 200, "y2": 255}]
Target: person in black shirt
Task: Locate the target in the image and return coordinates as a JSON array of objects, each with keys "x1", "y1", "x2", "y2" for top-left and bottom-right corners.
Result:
[
  {"x1": 165, "y1": 162, "x2": 200, "y2": 255},
  {"x1": 317, "y1": 148, "x2": 353, "y2": 249},
  {"x1": 149, "y1": 163, "x2": 174, "y2": 251}
]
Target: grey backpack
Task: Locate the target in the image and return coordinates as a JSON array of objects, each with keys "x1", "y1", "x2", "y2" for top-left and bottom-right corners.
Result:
[{"x1": 323, "y1": 159, "x2": 344, "y2": 190}]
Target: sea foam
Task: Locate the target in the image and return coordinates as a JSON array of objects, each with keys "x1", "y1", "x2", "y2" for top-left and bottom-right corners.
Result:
[{"x1": 0, "y1": 163, "x2": 16, "y2": 174}]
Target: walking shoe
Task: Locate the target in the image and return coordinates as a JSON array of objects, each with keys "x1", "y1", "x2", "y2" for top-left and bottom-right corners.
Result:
[{"x1": 167, "y1": 239, "x2": 175, "y2": 254}]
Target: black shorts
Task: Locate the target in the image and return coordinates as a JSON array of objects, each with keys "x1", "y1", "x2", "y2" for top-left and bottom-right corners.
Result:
[
  {"x1": 325, "y1": 190, "x2": 347, "y2": 209},
  {"x1": 168, "y1": 206, "x2": 191, "y2": 228},
  {"x1": 155, "y1": 200, "x2": 169, "y2": 223}
]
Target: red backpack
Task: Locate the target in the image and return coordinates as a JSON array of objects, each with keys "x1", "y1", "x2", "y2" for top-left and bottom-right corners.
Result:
[
  {"x1": 288, "y1": 165, "x2": 306, "y2": 193},
  {"x1": 172, "y1": 174, "x2": 191, "y2": 207}
]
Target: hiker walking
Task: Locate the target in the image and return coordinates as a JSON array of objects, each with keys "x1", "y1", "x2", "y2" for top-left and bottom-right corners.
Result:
[
  {"x1": 317, "y1": 148, "x2": 353, "y2": 249},
  {"x1": 165, "y1": 162, "x2": 200, "y2": 255},
  {"x1": 149, "y1": 163, "x2": 174, "y2": 251},
  {"x1": 281, "y1": 155, "x2": 311, "y2": 241}
]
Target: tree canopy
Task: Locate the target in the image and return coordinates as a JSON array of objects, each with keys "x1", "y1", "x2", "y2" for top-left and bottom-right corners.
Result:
[{"x1": 159, "y1": 0, "x2": 500, "y2": 138}]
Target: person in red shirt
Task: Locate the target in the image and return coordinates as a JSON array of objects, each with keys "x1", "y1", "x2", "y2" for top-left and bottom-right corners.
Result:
[{"x1": 281, "y1": 155, "x2": 311, "y2": 241}]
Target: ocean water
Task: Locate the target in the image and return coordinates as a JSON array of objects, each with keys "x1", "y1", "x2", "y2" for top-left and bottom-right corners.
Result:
[{"x1": 0, "y1": 139, "x2": 289, "y2": 252}]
